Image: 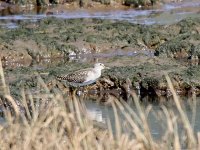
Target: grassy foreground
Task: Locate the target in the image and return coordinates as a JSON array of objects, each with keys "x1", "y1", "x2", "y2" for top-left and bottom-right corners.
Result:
[{"x1": 0, "y1": 59, "x2": 200, "y2": 150}]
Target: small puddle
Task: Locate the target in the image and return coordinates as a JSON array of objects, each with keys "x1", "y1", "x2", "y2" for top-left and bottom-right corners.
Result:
[
  {"x1": 2, "y1": 49, "x2": 154, "y2": 69},
  {"x1": 69, "y1": 49, "x2": 154, "y2": 60}
]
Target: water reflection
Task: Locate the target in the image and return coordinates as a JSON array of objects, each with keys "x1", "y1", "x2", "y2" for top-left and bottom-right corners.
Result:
[
  {"x1": 86, "y1": 106, "x2": 106, "y2": 123},
  {"x1": 85, "y1": 96, "x2": 200, "y2": 140}
]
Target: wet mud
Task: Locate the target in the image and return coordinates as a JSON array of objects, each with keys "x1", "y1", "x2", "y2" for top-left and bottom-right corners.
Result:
[{"x1": 0, "y1": 16, "x2": 199, "y2": 101}]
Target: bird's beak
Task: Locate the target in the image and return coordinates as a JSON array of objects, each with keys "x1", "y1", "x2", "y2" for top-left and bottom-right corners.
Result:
[{"x1": 105, "y1": 66, "x2": 110, "y2": 69}]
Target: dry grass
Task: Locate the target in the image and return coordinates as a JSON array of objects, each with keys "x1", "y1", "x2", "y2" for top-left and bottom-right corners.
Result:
[{"x1": 0, "y1": 59, "x2": 200, "y2": 149}]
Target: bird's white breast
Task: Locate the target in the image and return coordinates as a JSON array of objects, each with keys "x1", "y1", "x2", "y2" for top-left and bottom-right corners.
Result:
[{"x1": 84, "y1": 69, "x2": 101, "y2": 83}]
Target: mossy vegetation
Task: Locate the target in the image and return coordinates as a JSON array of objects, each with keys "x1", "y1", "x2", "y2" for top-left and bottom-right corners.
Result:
[
  {"x1": 0, "y1": 17, "x2": 200, "y2": 97},
  {"x1": 2, "y1": 0, "x2": 159, "y2": 7}
]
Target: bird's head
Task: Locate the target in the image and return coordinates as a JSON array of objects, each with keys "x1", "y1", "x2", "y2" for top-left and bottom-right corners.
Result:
[{"x1": 94, "y1": 63, "x2": 110, "y2": 70}]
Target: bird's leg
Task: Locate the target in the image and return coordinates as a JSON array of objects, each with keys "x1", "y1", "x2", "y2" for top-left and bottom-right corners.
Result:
[{"x1": 76, "y1": 86, "x2": 84, "y2": 96}]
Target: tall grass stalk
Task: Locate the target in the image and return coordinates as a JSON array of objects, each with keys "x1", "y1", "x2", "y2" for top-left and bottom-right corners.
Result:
[
  {"x1": 0, "y1": 59, "x2": 9, "y2": 95},
  {"x1": 166, "y1": 75, "x2": 196, "y2": 147}
]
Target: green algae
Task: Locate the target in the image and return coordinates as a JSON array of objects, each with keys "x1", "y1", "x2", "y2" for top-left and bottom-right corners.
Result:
[
  {"x1": 2, "y1": 17, "x2": 199, "y2": 62},
  {"x1": 1, "y1": 17, "x2": 200, "y2": 97},
  {"x1": 155, "y1": 33, "x2": 200, "y2": 58}
]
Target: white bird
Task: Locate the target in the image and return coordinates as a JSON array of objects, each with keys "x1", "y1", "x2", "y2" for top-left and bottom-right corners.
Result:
[{"x1": 56, "y1": 63, "x2": 109, "y2": 87}]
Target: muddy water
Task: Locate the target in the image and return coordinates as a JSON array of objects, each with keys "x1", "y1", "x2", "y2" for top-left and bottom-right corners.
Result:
[
  {"x1": 0, "y1": 0, "x2": 200, "y2": 28},
  {"x1": 85, "y1": 97, "x2": 200, "y2": 139}
]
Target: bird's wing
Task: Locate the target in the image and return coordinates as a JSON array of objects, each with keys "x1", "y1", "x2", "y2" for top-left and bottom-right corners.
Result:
[{"x1": 56, "y1": 68, "x2": 92, "y2": 83}]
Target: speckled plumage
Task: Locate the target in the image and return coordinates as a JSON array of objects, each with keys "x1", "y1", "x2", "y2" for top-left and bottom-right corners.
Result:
[
  {"x1": 57, "y1": 68, "x2": 92, "y2": 83},
  {"x1": 56, "y1": 63, "x2": 108, "y2": 87}
]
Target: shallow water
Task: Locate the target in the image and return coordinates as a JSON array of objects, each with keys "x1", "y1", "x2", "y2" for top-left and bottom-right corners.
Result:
[
  {"x1": 2, "y1": 48, "x2": 154, "y2": 69},
  {"x1": 0, "y1": 0, "x2": 200, "y2": 28},
  {"x1": 0, "y1": 95, "x2": 199, "y2": 140},
  {"x1": 85, "y1": 96, "x2": 200, "y2": 140}
]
